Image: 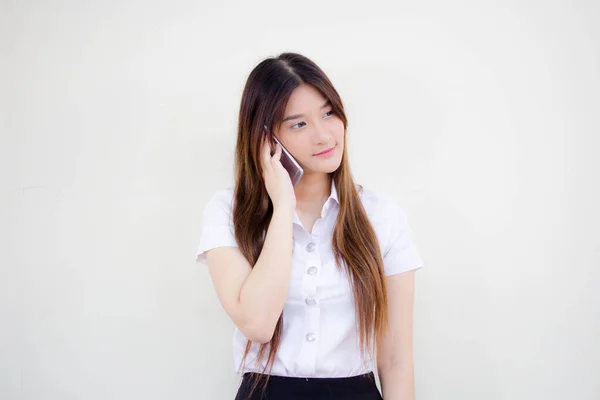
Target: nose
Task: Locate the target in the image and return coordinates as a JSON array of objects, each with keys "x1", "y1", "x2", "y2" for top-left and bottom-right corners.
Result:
[{"x1": 312, "y1": 120, "x2": 333, "y2": 144}]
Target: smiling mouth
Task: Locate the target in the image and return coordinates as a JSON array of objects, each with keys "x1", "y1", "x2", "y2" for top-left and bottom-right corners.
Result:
[{"x1": 314, "y1": 146, "x2": 335, "y2": 156}]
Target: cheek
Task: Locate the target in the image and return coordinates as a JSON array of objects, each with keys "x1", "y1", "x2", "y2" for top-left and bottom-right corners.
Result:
[
  {"x1": 334, "y1": 125, "x2": 345, "y2": 144},
  {"x1": 287, "y1": 140, "x2": 311, "y2": 160}
]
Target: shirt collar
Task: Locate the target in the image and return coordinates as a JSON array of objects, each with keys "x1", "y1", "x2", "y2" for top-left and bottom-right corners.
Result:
[
  {"x1": 329, "y1": 178, "x2": 339, "y2": 205},
  {"x1": 292, "y1": 178, "x2": 340, "y2": 226},
  {"x1": 319, "y1": 178, "x2": 339, "y2": 219}
]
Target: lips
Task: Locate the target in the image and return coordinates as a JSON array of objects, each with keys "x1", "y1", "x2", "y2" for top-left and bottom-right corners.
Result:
[{"x1": 314, "y1": 146, "x2": 335, "y2": 156}]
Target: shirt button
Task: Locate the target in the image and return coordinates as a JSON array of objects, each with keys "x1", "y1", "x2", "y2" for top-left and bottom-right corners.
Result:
[
  {"x1": 306, "y1": 332, "x2": 316, "y2": 342},
  {"x1": 306, "y1": 242, "x2": 316, "y2": 252},
  {"x1": 305, "y1": 297, "x2": 317, "y2": 306},
  {"x1": 307, "y1": 266, "x2": 318, "y2": 276}
]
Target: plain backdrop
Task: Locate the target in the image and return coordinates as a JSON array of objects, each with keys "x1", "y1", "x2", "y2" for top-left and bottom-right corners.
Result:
[{"x1": 1, "y1": 1, "x2": 599, "y2": 399}]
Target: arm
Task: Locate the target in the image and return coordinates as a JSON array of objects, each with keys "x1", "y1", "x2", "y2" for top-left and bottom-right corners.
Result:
[
  {"x1": 377, "y1": 270, "x2": 417, "y2": 400},
  {"x1": 205, "y1": 206, "x2": 294, "y2": 344}
]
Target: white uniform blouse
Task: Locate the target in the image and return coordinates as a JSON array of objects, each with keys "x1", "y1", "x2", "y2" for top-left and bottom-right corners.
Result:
[{"x1": 195, "y1": 180, "x2": 425, "y2": 378}]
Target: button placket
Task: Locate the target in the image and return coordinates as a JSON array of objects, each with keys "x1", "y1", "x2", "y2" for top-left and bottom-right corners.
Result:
[
  {"x1": 306, "y1": 266, "x2": 318, "y2": 276},
  {"x1": 297, "y1": 238, "x2": 320, "y2": 376},
  {"x1": 301, "y1": 292, "x2": 320, "y2": 376},
  {"x1": 302, "y1": 241, "x2": 319, "y2": 298},
  {"x1": 305, "y1": 296, "x2": 317, "y2": 306}
]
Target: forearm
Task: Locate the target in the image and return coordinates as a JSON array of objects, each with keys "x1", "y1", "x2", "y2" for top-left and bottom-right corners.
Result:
[{"x1": 239, "y1": 206, "x2": 294, "y2": 339}]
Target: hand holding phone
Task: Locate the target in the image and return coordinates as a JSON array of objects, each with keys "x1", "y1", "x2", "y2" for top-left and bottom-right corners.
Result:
[
  {"x1": 260, "y1": 130, "x2": 298, "y2": 211},
  {"x1": 267, "y1": 127, "x2": 304, "y2": 187}
]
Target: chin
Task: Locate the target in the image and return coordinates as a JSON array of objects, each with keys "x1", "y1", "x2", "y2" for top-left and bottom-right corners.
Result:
[{"x1": 310, "y1": 157, "x2": 342, "y2": 174}]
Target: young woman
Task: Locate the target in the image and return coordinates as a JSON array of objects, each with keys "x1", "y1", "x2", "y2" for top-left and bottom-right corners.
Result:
[{"x1": 196, "y1": 52, "x2": 425, "y2": 400}]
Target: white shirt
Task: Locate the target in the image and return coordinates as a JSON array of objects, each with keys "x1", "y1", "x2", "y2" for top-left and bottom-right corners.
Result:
[{"x1": 195, "y1": 180, "x2": 424, "y2": 378}]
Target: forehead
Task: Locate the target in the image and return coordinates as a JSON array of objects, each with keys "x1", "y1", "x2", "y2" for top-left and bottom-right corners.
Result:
[{"x1": 284, "y1": 84, "x2": 327, "y2": 112}]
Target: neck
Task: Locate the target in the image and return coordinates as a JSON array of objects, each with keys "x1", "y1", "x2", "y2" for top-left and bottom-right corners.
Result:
[{"x1": 294, "y1": 172, "x2": 331, "y2": 209}]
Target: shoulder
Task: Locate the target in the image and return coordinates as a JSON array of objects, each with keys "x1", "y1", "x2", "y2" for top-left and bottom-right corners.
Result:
[
  {"x1": 200, "y1": 188, "x2": 236, "y2": 226},
  {"x1": 359, "y1": 186, "x2": 425, "y2": 274},
  {"x1": 358, "y1": 184, "x2": 403, "y2": 220},
  {"x1": 358, "y1": 185, "x2": 412, "y2": 247},
  {"x1": 203, "y1": 187, "x2": 235, "y2": 213},
  {"x1": 196, "y1": 187, "x2": 238, "y2": 264},
  {"x1": 212, "y1": 187, "x2": 235, "y2": 201}
]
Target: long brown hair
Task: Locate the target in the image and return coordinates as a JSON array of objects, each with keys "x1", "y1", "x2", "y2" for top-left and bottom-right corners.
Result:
[{"x1": 232, "y1": 52, "x2": 388, "y2": 397}]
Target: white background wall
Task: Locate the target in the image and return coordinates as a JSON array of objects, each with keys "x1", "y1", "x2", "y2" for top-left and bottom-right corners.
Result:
[{"x1": 2, "y1": 1, "x2": 599, "y2": 399}]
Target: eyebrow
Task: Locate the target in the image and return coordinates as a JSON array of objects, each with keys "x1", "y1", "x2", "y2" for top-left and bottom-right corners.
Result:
[{"x1": 281, "y1": 100, "x2": 332, "y2": 123}]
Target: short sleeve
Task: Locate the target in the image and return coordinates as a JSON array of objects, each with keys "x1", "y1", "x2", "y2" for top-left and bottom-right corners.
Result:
[
  {"x1": 195, "y1": 189, "x2": 238, "y2": 265},
  {"x1": 382, "y1": 199, "x2": 425, "y2": 276}
]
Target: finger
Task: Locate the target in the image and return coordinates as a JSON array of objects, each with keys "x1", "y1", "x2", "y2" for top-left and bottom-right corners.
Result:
[
  {"x1": 261, "y1": 136, "x2": 273, "y2": 173},
  {"x1": 260, "y1": 136, "x2": 270, "y2": 163},
  {"x1": 272, "y1": 142, "x2": 282, "y2": 161}
]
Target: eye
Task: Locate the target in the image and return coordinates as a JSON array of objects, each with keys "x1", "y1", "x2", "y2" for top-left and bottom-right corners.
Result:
[
  {"x1": 291, "y1": 121, "x2": 306, "y2": 129},
  {"x1": 290, "y1": 110, "x2": 335, "y2": 129}
]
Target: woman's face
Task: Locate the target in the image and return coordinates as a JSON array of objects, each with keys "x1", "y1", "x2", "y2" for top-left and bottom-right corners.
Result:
[{"x1": 273, "y1": 84, "x2": 345, "y2": 175}]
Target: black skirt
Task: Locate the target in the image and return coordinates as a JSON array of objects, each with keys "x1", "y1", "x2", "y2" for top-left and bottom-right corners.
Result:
[{"x1": 234, "y1": 371, "x2": 383, "y2": 400}]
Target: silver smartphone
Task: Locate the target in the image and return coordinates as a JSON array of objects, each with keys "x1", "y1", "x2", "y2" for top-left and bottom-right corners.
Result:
[{"x1": 267, "y1": 127, "x2": 304, "y2": 187}]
